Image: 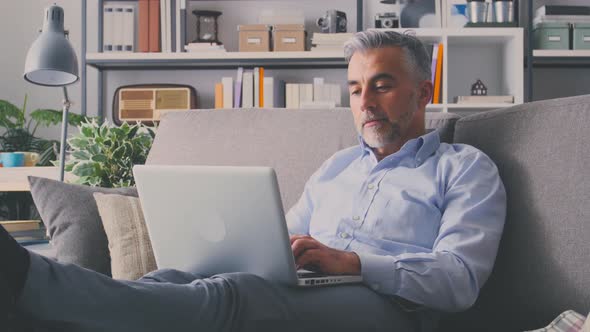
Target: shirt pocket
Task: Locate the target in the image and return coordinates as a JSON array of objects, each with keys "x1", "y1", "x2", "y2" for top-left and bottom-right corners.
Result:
[{"x1": 365, "y1": 188, "x2": 441, "y2": 250}]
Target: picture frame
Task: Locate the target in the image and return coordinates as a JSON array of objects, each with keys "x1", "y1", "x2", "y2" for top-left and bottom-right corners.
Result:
[{"x1": 397, "y1": 0, "x2": 442, "y2": 28}]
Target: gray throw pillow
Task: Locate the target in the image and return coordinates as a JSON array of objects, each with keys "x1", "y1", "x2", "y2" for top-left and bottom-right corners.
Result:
[{"x1": 28, "y1": 176, "x2": 138, "y2": 276}]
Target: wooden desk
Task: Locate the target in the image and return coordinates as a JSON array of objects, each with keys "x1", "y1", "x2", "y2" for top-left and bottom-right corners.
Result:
[{"x1": 0, "y1": 167, "x2": 74, "y2": 192}]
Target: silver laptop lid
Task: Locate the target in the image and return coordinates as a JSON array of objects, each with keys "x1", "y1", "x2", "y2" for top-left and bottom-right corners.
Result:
[{"x1": 133, "y1": 165, "x2": 299, "y2": 285}]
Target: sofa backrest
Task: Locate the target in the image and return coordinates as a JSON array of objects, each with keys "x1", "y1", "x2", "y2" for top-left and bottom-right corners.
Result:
[
  {"x1": 147, "y1": 108, "x2": 459, "y2": 212},
  {"x1": 440, "y1": 95, "x2": 590, "y2": 331}
]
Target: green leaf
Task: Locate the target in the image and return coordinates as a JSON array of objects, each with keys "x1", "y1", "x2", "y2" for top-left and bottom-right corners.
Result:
[
  {"x1": 81, "y1": 126, "x2": 94, "y2": 138},
  {"x1": 87, "y1": 143, "x2": 100, "y2": 155},
  {"x1": 29, "y1": 109, "x2": 63, "y2": 127},
  {"x1": 112, "y1": 144, "x2": 126, "y2": 160},
  {"x1": 91, "y1": 154, "x2": 108, "y2": 163},
  {"x1": 72, "y1": 150, "x2": 92, "y2": 160},
  {"x1": 72, "y1": 161, "x2": 96, "y2": 177},
  {"x1": 0, "y1": 99, "x2": 24, "y2": 129},
  {"x1": 68, "y1": 137, "x2": 89, "y2": 149}
]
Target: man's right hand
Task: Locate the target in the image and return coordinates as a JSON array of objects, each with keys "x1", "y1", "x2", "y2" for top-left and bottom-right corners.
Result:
[{"x1": 290, "y1": 235, "x2": 361, "y2": 276}]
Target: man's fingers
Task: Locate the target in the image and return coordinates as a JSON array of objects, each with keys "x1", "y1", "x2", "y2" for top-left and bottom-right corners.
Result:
[
  {"x1": 289, "y1": 234, "x2": 310, "y2": 245},
  {"x1": 295, "y1": 248, "x2": 322, "y2": 272},
  {"x1": 291, "y1": 237, "x2": 320, "y2": 258}
]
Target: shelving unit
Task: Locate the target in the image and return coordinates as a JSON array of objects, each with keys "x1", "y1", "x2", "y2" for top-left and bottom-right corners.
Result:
[{"x1": 82, "y1": 1, "x2": 524, "y2": 116}]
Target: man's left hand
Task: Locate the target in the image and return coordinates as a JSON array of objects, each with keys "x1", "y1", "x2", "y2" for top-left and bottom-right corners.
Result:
[{"x1": 290, "y1": 235, "x2": 361, "y2": 275}]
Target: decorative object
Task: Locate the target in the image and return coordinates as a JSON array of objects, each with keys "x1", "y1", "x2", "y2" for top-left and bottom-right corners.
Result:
[
  {"x1": 112, "y1": 84, "x2": 197, "y2": 126},
  {"x1": 467, "y1": 0, "x2": 489, "y2": 23},
  {"x1": 273, "y1": 24, "x2": 306, "y2": 52},
  {"x1": 1, "y1": 152, "x2": 25, "y2": 168},
  {"x1": 24, "y1": 4, "x2": 79, "y2": 182},
  {"x1": 493, "y1": 0, "x2": 514, "y2": 23},
  {"x1": 28, "y1": 176, "x2": 139, "y2": 276},
  {"x1": 94, "y1": 193, "x2": 157, "y2": 280},
  {"x1": 375, "y1": 12, "x2": 400, "y2": 28},
  {"x1": 192, "y1": 10, "x2": 222, "y2": 44},
  {"x1": 65, "y1": 120, "x2": 154, "y2": 188},
  {"x1": 471, "y1": 79, "x2": 488, "y2": 95},
  {"x1": 238, "y1": 24, "x2": 271, "y2": 52},
  {"x1": 316, "y1": 10, "x2": 348, "y2": 33}
]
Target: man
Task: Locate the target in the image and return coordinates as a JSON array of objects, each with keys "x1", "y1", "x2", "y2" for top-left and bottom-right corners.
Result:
[{"x1": 1, "y1": 30, "x2": 505, "y2": 331}]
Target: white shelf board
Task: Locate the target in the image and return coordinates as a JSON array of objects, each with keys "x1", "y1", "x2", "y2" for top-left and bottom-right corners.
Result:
[
  {"x1": 533, "y1": 50, "x2": 590, "y2": 57},
  {"x1": 86, "y1": 51, "x2": 348, "y2": 69},
  {"x1": 87, "y1": 51, "x2": 345, "y2": 61},
  {"x1": 447, "y1": 103, "x2": 517, "y2": 110}
]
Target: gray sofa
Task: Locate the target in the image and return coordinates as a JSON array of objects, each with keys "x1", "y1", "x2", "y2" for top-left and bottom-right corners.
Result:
[
  {"x1": 28, "y1": 95, "x2": 589, "y2": 331},
  {"x1": 146, "y1": 95, "x2": 589, "y2": 331}
]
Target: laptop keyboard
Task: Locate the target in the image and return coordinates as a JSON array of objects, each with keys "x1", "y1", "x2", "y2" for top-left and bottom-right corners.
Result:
[{"x1": 297, "y1": 271, "x2": 327, "y2": 279}]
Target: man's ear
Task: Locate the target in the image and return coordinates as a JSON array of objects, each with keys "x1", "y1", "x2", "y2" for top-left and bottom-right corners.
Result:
[{"x1": 418, "y1": 80, "x2": 434, "y2": 107}]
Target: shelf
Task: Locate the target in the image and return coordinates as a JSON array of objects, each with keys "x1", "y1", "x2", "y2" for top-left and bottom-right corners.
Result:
[
  {"x1": 86, "y1": 51, "x2": 348, "y2": 69},
  {"x1": 447, "y1": 103, "x2": 518, "y2": 111},
  {"x1": 533, "y1": 50, "x2": 590, "y2": 67}
]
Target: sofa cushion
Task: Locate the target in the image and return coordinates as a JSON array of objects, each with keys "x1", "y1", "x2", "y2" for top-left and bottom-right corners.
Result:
[
  {"x1": 440, "y1": 95, "x2": 590, "y2": 331},
  {"x1": 28, "y1": 176, "x2": 138, "y2": 276},
  {"x1": 94, "y1": 193, "x2": 157, "y2": 280},
  {"x1": 147, "y1": 108, "x2": 459, "y2": 211}
]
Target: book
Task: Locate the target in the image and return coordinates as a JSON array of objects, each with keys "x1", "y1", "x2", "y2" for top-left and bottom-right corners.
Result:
[
  {"x1": 160, "y1": 0, "x2": 168, "y2": 52},
  {"x1": 114, "y1": 6, "x2": 124, "y2": 51},
  {"x1": 253, "y1": 67, "x2": 260, "y2": 107},
  {"x1": 454, "y1": 95, "x2": 514, "y2": 104},
  {"x1": 178, "y1": 0, "x2": 187, "y2": 52},
  {"x1": 0, "y1": 220, "x2": 42, "y2": 233},
  {"x1": 432, "y1": 43, "x2": 444, "y2": 104},
  {"x1": 170, "y1": 0, "x2": 176, "y2": 52},
  {"x1": 221, "y1": 77, "x2": 234, "y2": 108},
  {"x1": 259, "y1": 67, "x2": 265, "y2": 107},
  {"x1": 214, "y1": 83, "x2": 223, "y2": 109},
  {"x1": 234, "y1": 67, "x2": 244, "y2": 108},
  {"x1": 148, "y1": 0, "x2": 160, "y2": 52},
  {"x1": 242, "y1": 71, "x2": 254, "y2": 108},
  {"x1": 263, "y1": 76, "x2": 274, "y2": 107},
  {"x1": 123, "y1": 5, "x2": 135, "y2": 52},
  {"x1": 138, "y1": 0, "x2": 150, "y2": 52},
  {"x1": 299, "y1": 83, "x2": 313, "y2": 106}
]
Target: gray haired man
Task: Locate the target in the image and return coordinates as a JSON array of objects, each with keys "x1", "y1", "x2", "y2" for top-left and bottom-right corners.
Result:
[{"x1": 1, "y1": 30, "x2": 505, "y2": 332}]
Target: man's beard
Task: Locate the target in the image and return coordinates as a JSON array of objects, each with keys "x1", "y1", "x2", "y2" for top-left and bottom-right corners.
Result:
[{"x1": 358, "y1": 112, "x2": 401, "y2": 149}]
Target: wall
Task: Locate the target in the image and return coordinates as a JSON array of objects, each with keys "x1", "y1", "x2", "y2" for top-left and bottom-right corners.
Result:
[{"x1": 1, "y1": 0, "x2": 589, "y2": 141}]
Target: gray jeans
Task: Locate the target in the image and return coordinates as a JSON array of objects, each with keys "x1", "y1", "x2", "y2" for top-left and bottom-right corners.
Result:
[{"x1": 17, "y1": 252, "x2": 417, "y2": 332}]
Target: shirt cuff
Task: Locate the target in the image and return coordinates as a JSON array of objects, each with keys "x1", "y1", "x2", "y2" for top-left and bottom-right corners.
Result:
[{"x1": 356, "y1": 252, "x2": 397, "y2": 293}]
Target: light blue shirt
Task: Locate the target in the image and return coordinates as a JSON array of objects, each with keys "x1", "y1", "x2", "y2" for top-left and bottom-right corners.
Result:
[{"x1": 286, "y1": 130, "x2": 506, "y2": 312}]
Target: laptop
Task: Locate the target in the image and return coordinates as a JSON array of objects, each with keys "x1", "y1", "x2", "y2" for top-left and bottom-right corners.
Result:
[{"x1": 133, "y1": 165, "x2": 362, "y2": 287}]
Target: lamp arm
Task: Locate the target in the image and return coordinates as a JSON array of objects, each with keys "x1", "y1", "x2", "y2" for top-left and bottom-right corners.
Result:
[{"x1": 58, "y1": 86, "x2": 71, "y2": 182}]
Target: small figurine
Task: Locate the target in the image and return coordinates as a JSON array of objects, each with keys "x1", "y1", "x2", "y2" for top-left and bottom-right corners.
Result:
[{"x1": 471, "y1": 79, "x2": 488, "y2": 96}]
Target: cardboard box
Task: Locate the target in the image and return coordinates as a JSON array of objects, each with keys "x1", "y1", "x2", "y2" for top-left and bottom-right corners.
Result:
[
  {"x1": 238, "y1": 24, "x2": 271, "y2": 52},
  {"x1": 573, "y1": 23, "x2": 590, "y2": 50},
  {"x1": 273, "y1": 24, "x2": 306, "y2": 52},
  {"x1": 533, "y1": 22, "x2": 570, "y2": 50}
]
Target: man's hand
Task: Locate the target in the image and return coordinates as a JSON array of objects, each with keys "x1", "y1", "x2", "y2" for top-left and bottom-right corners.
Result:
[{"x1": 290, "y1": 235, "x2": 361, "y2": 275}]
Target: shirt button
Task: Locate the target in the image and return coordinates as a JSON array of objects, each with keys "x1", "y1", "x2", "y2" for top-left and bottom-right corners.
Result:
[
  {"x1": 367, "y1": 184, "x2": 375, "y2": 190},
  {"x1": 352, "y1": 216, "x2": 360, "y2": 221},
  {"x1": 339, "y1": 232, "x2": 349, "y2": 239}
]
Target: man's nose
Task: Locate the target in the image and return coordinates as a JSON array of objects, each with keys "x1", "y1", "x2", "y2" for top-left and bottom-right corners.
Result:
[{"x1": 359, "y1": 89, "x2": 376, "y2": 112}]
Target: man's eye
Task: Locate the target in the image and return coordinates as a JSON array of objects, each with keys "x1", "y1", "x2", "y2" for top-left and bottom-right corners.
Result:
[
  {"x1": 350, "y1": 90, "x2": 361, "y2": 96},
  {"x1": 376, "y1": 85, "x2": 391, "y2": 91}
]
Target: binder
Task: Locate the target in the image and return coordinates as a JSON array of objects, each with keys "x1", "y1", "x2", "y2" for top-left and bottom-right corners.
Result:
[
  {"x1": 148, "y1": 0, "x2": 160, "y2": 52},
  {"x1": 242, "y1": 71, "x2": 254, "y2": 108},
  {"x1": 138, "y1": 0, "x2": 149, "y2": 52},
  {"x1": 214, "y1": 83, "x2": 223, "y2": 109},
  {"x1": 433, "y1": 43, "x2": 444, "y2": 104}
]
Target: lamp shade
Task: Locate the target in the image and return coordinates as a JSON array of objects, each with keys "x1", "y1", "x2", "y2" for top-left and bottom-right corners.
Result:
[{"x1": 24, "y1": 4, "x2": 79, "y2": 87}]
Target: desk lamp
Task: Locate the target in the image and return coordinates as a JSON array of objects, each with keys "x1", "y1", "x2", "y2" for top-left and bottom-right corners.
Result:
[{"x1": 24, "y1": 4, "x2": 79, "y2": 182}]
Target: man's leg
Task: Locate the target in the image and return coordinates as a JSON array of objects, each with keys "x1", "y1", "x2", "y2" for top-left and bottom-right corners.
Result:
[{"x1": 18, "y1": 252, "x2": 415, "y2": 332}]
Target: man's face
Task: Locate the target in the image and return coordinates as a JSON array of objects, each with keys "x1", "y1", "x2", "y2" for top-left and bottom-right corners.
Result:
[{"x1": 347, "y1": 47, "x2": 431, "y2": 155}]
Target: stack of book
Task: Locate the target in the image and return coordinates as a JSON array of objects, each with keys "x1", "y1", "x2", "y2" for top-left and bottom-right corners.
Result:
[
  {"x1": 214, "y1": 67, "x2": 286, "y2": 109},
  {"x1": 428, "y1": 43, "x2": 444, "y2": 104},
  {"x1": 310, "y1": 33, "x2": 355, "y2": 52},
  {"x1": 534, "y1": 5, "x2": 590, "y2": 25},
  {"x1": 1, "y1": 220, "x2": 49, "y2": 246}
]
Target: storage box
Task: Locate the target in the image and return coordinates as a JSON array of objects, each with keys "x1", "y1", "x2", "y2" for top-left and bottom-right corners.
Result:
[
  {"x1": 273, "y1": 24, "x2": 306, "y2": 52},
  {"x1": 533, "y1": 22, "x2": 570, "y2": 50},
  {"x1": 238, "y1": 24, "x2": 271, "y2": 52},
  {"x1": 573, "y1": 23, "x2": 590, "y2": 50}
]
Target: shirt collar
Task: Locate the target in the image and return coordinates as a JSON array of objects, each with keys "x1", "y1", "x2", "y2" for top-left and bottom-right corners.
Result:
[{"x1": 357, "y1": 129, "x2": 440, "y2": 167}]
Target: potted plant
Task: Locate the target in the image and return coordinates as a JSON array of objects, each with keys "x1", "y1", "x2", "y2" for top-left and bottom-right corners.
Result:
[
  {"x1": 64, "y1": 119, "x2": 155, "y2": 188},
  {"x1": 0, "y1": 94, "x2": 89, "y2": 166}
]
